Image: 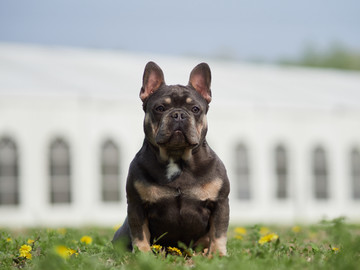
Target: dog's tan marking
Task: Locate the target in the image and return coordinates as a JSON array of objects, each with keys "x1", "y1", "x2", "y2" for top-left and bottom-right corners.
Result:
[
  {"x1": 182, "y1": 148, "x2": 192, "y2": 161},
  {"x1": 159, "y1": 147, "x2": 169, "y2": 161},
  {"x1": 164, "y1": 97, "x2": 171, "y2": 104},
  {"x1": 185, "y1": 178, "x2": 222, "y2": 201},
  {"x1": 196, "y1": 116, "x2": 207, "y2": 137},
  {"x1": 132, "y1": 221, "x2": 151, "y2": 252},
  {"x1": 145, "y1": 113, "x2": 150, "y2": 123},
  {"x1": 209, "y1": 234, "x2": 227, "y2": 256},
  {"x1": 186, "y1": 97, "x2": 193, "y2": 103},
  {"x1": 134, "y1": 181, "x2": 177, "y2": 203},
  {"x1": 145, "y1": 113, "x2": 158, "y2": 138}
]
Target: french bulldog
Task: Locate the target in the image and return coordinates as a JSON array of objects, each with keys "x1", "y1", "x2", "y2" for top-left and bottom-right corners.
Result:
[{"x1": 112, "y1": 61, "x2": 230, "y2": 256}]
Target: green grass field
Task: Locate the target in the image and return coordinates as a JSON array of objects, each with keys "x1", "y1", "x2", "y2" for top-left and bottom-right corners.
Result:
[{"x1": 1, "y1": 217, "x2": 359, "y2": 270}]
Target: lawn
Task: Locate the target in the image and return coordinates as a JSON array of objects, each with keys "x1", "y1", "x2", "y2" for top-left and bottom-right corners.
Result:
[{"x1": 1, "y1": 217, "x2": 359, "y2": 270}]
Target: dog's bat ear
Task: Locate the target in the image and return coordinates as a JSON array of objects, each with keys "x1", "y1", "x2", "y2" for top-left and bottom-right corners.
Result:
[
  {"x1": 140, "y1": 61, "x2": 165, "y2": 102},
  {"x1": 189, "y1": 63, "x2": 212, "y2": 103}
]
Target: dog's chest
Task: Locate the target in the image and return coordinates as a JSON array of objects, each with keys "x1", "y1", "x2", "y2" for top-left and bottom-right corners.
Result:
[
  {"x1": 138, "y1": 178, "x2": 221, "y2": 241},
  {"x1": 166, "y1": 159, "x2": 181, "y2": 180},
  {"x1": 134, "y1": 176, "x2": 222, "y2": 205}
]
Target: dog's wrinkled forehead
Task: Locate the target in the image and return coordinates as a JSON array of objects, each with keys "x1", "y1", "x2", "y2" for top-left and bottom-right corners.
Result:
[{"x1": 143, "y1": 84, "x2": 208, "y2": 111}]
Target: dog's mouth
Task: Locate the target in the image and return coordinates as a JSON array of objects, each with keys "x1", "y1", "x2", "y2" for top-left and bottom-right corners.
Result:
[{"x1": 156, "y1": 128, "x2": 198, "y2": 149}]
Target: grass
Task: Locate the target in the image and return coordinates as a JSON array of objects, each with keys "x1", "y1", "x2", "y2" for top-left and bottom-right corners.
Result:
[{"x1": 1, "y1": 217, "x2": 359, "y2": 270}]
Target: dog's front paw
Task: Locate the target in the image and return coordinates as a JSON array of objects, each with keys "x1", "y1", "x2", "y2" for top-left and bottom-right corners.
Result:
[
  {"x1": 133, "y1": 242, "x2": 151, "y2": 252},
  {"x1": 209, "y1": 235, "x2": 227, "y2": 257}
]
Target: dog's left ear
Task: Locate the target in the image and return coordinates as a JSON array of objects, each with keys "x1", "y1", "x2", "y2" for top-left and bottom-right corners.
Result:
[
  {"x1": 189, "y1": 63, "x2": 212, "y2": 103},
  {"x1": 140, "y1": 61, "x2": 165, "y2": 102}
]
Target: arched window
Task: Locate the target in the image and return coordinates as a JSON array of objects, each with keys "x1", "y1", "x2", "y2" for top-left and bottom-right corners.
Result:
[
  {"x1": 313, "y1": 146, "x2": 328, "y2": 199},
  {"x1": 49, "y1": 138, "x2": 71, "y2": 204},
  {"x1": 275, "y1": 145, "x2": 288, "y2": 199},
  {"x1": 235, "y1": 143, "x2": 250, "y2": 200},
  {"x1": 351, "y1": 148, "x2": 360, "y2": 199},
  {"x1": 0, "y1": 137, "x2": 19, "y2": 205},
  {"x1": 101, "y1": 140, "x2": 120, "y2": 202}
]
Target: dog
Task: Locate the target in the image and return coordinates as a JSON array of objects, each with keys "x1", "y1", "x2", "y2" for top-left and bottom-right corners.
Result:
[{"x1": 112, "y1": 61, "x2": 230, "y2": 256}]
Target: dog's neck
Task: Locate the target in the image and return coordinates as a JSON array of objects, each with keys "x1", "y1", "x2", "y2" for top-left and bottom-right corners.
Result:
[{"x1": 143, "y1": 138, "x2": 209, "y2": 181}]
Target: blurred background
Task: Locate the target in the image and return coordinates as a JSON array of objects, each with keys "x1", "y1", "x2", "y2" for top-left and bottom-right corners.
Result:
[{"x1": 0, "y1": 0, "x2": 359, "y2": 227}]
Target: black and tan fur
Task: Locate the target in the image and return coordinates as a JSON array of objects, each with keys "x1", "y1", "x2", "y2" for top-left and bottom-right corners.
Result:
[{"x1": 112, "y1": 62, "x2": 230, "y2": 256}]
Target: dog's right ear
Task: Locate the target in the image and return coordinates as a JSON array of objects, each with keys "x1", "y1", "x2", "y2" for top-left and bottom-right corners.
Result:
[{"x1": 140, "y1": 61, "x2": 165, "y2": 102}]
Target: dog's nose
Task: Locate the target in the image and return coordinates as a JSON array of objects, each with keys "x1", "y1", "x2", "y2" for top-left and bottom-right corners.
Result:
[{"x1": 171, "y1": 110, "x2": 186, "y2": 121}]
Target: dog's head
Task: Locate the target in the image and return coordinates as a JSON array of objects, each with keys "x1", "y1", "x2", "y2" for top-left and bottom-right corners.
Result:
[{"x1": 140, "y1": 61, "x2": 212, "y2": 161}]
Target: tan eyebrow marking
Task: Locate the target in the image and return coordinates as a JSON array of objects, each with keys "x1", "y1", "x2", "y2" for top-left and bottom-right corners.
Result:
[{"x1": 164, "y1": 97, "x2": 171, "y2": 104}]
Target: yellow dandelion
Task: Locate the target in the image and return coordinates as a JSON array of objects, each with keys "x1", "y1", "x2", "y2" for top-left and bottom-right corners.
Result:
[
  {"x1": 234, "y1": 235, "x2": 243, "y2": 240},
  {"x1": 151, "y1": 244, "x2": 162, "y2": 253},
  {"x1": 80, "y1": 235, "x2": 93, "y2": 245},
  {"x1": 19, "y1": 244, "x2": 32, "y2": 259},
  {"x1": 6, "y1": 237, "x2": 12, "y2": 242},
  {"x1": 55, "y1": 245, "x2": 78, "y2": 259},
  {"x1": 259, "y1": 227, "x2": 270, "y2": 235},
  {"x1": 57, "y1": 228, "x2": 67, "y2": 235},
  {"x1": 167, "y1": 246, "x2": 182, "y2": 256},
  {"x1": 68, "y1": 248, "x2": 78, "y2": 257},
  {"x1": 258, "y1": 233, "x2": 279, "y2": 245},
  {"x1": 55, "y1": 245, "x2": 70, "y2": 259},
  {"x1": 25, "y1": 253, "x2": 32, "y2": 260},
  {"x1": 113, "y1": 224, "x2": 122, "y2": 231},
  {"x1": 292, "y1": 226, "x2": 301, "y2": 233},
  {"x1": 332, "y1": 247, "x2": 340, "y2": 252},
  {"x1": 27, "y1": 239, "x2": 35, "y2": 244},
  {"x1": 234, "y1": 227, "x2": 247, "y2": 235}
]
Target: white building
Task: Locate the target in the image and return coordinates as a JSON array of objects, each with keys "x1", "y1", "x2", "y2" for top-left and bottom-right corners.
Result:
[{"x1": 0, "y1": 44, "x2": 360, "y2": 227}]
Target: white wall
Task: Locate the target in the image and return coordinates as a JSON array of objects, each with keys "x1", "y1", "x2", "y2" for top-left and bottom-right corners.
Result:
[
  {"x1": 209, "y1": 104, "x2": 360, "y2": 224},
  {"x1": 1, "y1": 45, "x2": 360, "y2": 227},
  {"x1": 1, "y1": 94, "x2": 359, "y2": 227}
]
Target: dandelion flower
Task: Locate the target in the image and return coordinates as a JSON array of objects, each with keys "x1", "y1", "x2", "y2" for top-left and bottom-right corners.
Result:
[
  {"x1": 27, "y1": 239, "x2": 35, "y2": 244},
  {"x1": 234, "y1": 227, "x2": 247, "y2": 235},
  {"x1": 80, "y1": 235, "x2": 93, "y2": 245},
  {"x1": 113, "y1": 224, "x2": 122, "y2": 231},
  {"x1": 259, "y1": 227, "x2": 270, "y2": 235},
  {"x1": 167, "y1": 246, "x2": 182, "y2": 256},
  {"x1": 332, "y1": 247, "x2": 340, "y2": 252},
  {"x1": 258, "y1": 233, "x2": 279, "y2": 245},
  {"x1": 68, "y1": 248, "x2": 78, "y2": 257},
  {"x1": 55, "y1": 245, "x2": 70, "y2": 259},
  {"x1": 25, "y1": 253, "x2": 32, "y2": 260},
  {"x1": 235, "y1": 235, "x2": 243, "y2": 240},
  {"x1": 151, "y1": 244, "x2": 162, "y2": 253},
  {"x1": 292, "y1": 226, "x2": 301, "y2": 233},
  {"x1": 6, "y1": 237, "x2": 12, "y2": 242},
  {"x1": 55, "y1": 245, "x2": 78, "y2": 259},
  {"x1": 57, "y1": 228, "x2": 67, "y2": 235},
  {"x1": 19, "y1": 244, "x2": 32, "y2": 259}
]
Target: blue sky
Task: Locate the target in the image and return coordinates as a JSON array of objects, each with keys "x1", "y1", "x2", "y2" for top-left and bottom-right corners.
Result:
[{"x1": 0, "y1": 0, "x2": 359, "y2": 61}]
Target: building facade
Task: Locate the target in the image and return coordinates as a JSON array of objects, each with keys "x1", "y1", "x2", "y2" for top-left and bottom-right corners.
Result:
[{"x1": 1, "y1": 44, "x2": 360, "y2": 227}]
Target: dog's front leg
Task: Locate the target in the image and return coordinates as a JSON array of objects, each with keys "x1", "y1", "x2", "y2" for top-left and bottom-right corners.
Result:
[
  {"x1": 208, "y1": 197, "x2": 229, "y2": 256},
  {"x1": 127, "y1": 190, "x2": 151, "y2": 252}
]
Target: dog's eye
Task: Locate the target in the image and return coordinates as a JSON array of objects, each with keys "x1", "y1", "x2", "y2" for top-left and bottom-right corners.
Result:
[
  {"x1": 155, "y1": 105, "x2": 165, "y2": 112},
  {"x1": 192, "y1": 106, "x2": 200, "y2": 113}
]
